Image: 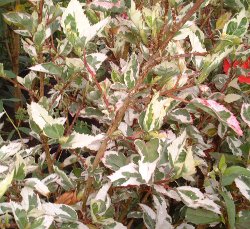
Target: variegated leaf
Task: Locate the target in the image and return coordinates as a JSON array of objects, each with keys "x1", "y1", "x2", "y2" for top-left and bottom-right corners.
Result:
[{"x1": 192, "y1": 98, "x2": 243, "y2": 136}]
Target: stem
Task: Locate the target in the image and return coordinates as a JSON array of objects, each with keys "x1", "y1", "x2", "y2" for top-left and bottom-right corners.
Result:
[
  {"x1": 40, "y1": 135, "x2": 54, "y2": 174},
  {"x1": 81, "y1": 0, "x2": 205, "y2": 209},
  {"x1": 83, "y1": 50, "x2": 110, "y2": 111},
  {"x1": 3, "y1": 108, "x2": 24, "y2": 145},
  {"x1": 38, "y1": 0, "x2": 45, "y2": 98}
]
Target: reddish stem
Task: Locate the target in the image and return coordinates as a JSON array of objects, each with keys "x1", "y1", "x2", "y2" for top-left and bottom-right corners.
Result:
[{"x1": 83, "y1": 50, "x2": 110, "y2": 111}]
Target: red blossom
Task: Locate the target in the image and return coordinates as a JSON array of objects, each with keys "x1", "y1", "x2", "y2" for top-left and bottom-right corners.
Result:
[{"x1": 223, "y1": 57, "x2": 250, "y2": 85}]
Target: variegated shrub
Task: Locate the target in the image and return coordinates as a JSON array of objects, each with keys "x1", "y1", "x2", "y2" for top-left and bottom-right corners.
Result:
[{"x1": 0, "y1": 0, "x2": 249, "y2": 228}]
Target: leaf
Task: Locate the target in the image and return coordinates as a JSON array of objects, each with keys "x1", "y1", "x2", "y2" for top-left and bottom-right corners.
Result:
[
  {"x1": 226, "y1": 136, "x2": 243, "y2": 156},
  {"x1": 42, "y1": 203, "x2": 78, "y2": 221},
  {"x1": 0, "y1": 142, "x2": 22, "y2": 161},
  {"x1": 0, "y1": 171, "x2": 14, "y2": 199},
  {"x1": 236, "y1": 210, "x2": 250, "y2": 229},
  {"x1": 241, "y1": 103, "x2": 250, "y2": 127},
  {"x1": 224, "y1": 94, "x2": 241, "y2": 103},
  {"x1": 153, "y1": 195, "x2": 173, "y2": 229},
  {"x1": 86, "y1": 53, "x2": 107, "y2": 73},
  {"x1": 177, "y1": 186, "x2": 221, "y2": 214},
  {"x1": 169, "y1": 108, "x2": 193, "y2": 124},
  {"x1": 192, "y1": 98, "x2": 243, "y2": 136},
  {"x1": 141, "y1": 93, "x2": 173, "y2": 132},
  {"x1": 223, "y1": 10, "x2": 248, "y2": 37},
  {"x1": 216, "y1": 12, "x2": 232, "y2": 30},
  {"x1": 123, "y1": 53, "x2": 139, "y2": 89},
  {"x1": 61, "y1": 0, "x2": 110, "y2": 46},
  {"x1": 30, "y1": 216, "x2": 54, "y2": 229},
  {"x1": 135, "y1": 138, "x2": 160, "y2": 183},
  {"x1": 27, "y1": 102, "x2": 65, "y2": 131},
  {"x1": 21, "y1": 187, "x2": 41, "y2": 212},
  {"x1": 235, "y1": 176, "x2": 250, "y2": 201},
  {"x1": 60, "y1": 132, "x2": 104, "y2": 150},
  {"x1": 102, "y1": 151, "x2": 127, "y2": 171},
  {"x1": 3, "y1": 12, "x2": 32, "y2": 31},
  {"x1": 29, "y1": 63, "x2": 62, "y2": 76},
  {"x1": 0, "y1": 0, "x2": 16, "y2": 6},
  {"x1": 55, "y1": 191, "x2": 78, "y2": 205},
  {"x1": 221, "y1": 166, "x2": 250, "y2": 186},
  {"x1": 14, "y1": 154, "x2": 26, "y2": 181},
  {"x1": 167, "y1": 130, "x2": 186, "y2": 166},
  {"x1": 25, "y1": 178, "x2": 50, "y2": 197},
  {"x1": 43, "y1": 123, "x2": 65, "y2": 139},
  {"x1": 139, "y1": 204, "x2": 156, "y2": 229},
  {"x1": 185, "y1": 208, "x2": 221, "y2": 225},
  {"x1": 11, "y1": 202, "x2": 29, "y2": 229},
  {"x1": 54, "y1": 166, "x2": 75, "y2": 191},
  {"x1": 220, "y1": 191, "x2": 235, "y2": 229},
  {"x1": 108, "y1": 163, "x2": 142, "y2": 186},
  {"x1": 90, "y1": 0, "x2": 125, "y2": 13}
]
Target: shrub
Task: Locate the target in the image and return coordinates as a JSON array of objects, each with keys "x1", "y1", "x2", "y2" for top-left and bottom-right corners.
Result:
[{"x1": 0, "y1": 0, "x2": 249, "y2": 228}]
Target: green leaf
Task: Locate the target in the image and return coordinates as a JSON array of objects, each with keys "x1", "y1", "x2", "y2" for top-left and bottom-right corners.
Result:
[
  {"x1": 102, "y1": 151, "x2": 127, "y2": 171},
  {"x1": 123, "y1": 53, "x2": 139, "y2": 89},
  {"x1": 185, "y1": 208, "x2": 221, "y2": 225},
  {"x1": 223, "y1": 10, "x2": 248, "y2": 37},
  {"x1": 3, "y1": 12, "x2": 32, "y2": 32},
  {"x1": 220, "y1": 191, "x2": 235, "y2": 229},
  {"x1": 141, "y1": 93, "x2": 173, "y2": 132},
  {"x1": 61, "y1": 0, "x2": 110, "y2": 47},
  {"x1": 135, "y1": 138, "x2": 160, "y2": 183},
  {"x1": 0, "y1": 171, "x2": 14, "y2": 199},
  {"x1": 33, "y1": 24, "x2": 46, "y2": 49},
  {"x1": 11, "y1": 202, "x2": 29, "y2": 229},
  {"x1": 235, "y1": 176, "x2": 250, "y2": 201},
  {"x1": 54, "y1": 166, "x2": 75, "y2": 191},
  {"x1": 221, "y1": 166, "x2": 250, "y2": 186},
  {"x1": 14, "y1": 155, "x2": 26, "y2": 181},
  {"x1": 0, "y1": 0, "x2": 16, "y2": 6},
  {"x1": 169, "y1": 108, "x2": 193, "y2": 124},
  {"x1": 43, "y1": 123, "x2": 64, "y2": 139},
  {"x1": 241, "y1": 103, "x2": 250, "y2": 127},
  {"x1": 29, "y1": 62, "x2": 62, "y2": 76},
  {"x1": 216, "y1": 12, "x2": 232, "y2": 30},
  {"x1": 236, "y1": 210, "x2": 250, "y2": 229}
]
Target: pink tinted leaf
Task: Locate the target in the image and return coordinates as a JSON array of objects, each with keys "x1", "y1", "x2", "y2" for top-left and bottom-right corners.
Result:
[{"x1": 192, "y1": 99, "x2": 243, "y2": 136}]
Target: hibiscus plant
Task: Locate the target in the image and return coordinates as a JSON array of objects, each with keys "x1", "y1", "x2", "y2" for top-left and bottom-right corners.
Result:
[{"x1": 0, "y1": 0, "x2": 249, "y2": 228}]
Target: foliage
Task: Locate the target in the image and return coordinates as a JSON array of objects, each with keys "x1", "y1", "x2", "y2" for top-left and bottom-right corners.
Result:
[{"x1": 0, "y1": 0, "x2": 249, "y2": 228}]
